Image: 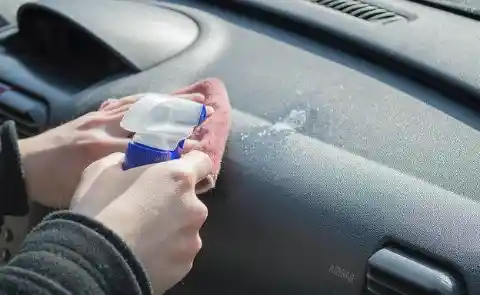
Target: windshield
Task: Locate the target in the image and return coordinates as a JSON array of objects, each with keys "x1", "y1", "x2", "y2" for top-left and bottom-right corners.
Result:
[{"x1": 410, "y1": 0, "x2": 480, "y2": 18}]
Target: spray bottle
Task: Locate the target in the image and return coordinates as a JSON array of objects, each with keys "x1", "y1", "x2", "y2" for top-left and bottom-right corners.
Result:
[{"x1": 120, "y1": 93, "x2": 207, "y2": 170}]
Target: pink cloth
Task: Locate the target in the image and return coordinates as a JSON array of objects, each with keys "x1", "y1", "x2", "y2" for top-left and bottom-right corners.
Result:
[{"x1": 172, "y1": 78, "x2": 232, "y2": 193}]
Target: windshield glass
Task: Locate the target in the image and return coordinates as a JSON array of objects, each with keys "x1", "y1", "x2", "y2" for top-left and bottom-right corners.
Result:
[{"x1": 410, "y1": 0, "x2": 480, "y2": 18}]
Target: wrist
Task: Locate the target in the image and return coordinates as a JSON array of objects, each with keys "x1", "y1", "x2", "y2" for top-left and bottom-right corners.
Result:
[
  {"x1": 18, "y1": 131, "x2": 84, "y2": 208},
  {"x1": 18, "y1": 133, "x2": 63, "y2": 203},
  {"x1": 18, "y1": 136, "x2": 43, "y2": 203}
]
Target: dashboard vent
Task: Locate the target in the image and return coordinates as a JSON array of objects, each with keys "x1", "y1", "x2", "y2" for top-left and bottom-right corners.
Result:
[
  {"x1": 306, "y1": 0, "x2": 405, "y2": 24},
  {"x1": 0, "y1": 15, "x2": 7, "y2": 29},
  {"x1": 0, "y1": 89, "x2": 47, "y2": 138},
  {"x1": 367, "y1": 248, "x2": 464, "y2": 295}
]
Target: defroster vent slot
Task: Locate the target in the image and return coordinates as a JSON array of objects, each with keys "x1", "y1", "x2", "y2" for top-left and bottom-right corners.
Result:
[{"x1": 306, "y1": 0, "x2": 406, "y2": 24}]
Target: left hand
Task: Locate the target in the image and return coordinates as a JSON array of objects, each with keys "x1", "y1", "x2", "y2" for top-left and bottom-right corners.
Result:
[{"x1": 18, "y1": 95, "x2": 139, "y2": 208}]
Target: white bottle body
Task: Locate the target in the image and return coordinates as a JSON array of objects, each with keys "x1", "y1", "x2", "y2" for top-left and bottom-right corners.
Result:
[{"x1": 121, "y1": 93, "x2": 205, "y2": 151}]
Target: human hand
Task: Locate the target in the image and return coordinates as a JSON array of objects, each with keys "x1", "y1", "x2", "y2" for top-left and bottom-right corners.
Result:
[
  {"x1": 70, "y1": 150, "x2": 212, "y2": 294},
  {"x1": 19, "y1": 92, "x2": 212, "y2": 208},
  {"x1": 19, "y1": 96, "x2": 139, "y2": 208},
  {"x1": 100, "y1": 92, "x2": 215, "y2": 194}
]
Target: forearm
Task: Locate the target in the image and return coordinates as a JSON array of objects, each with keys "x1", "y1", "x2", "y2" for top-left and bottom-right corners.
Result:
[{"x1": 0, "y1": 211, "x2": 151, "y2": 295}]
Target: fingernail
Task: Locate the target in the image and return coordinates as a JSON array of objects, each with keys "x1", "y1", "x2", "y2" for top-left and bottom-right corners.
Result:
[
  {"x1": 99, "y1": 99, "x2": 118, "y2": 110},
  {"x1": 205, "y1": 106, "x2": 215, "y2": 116},
  {"x1": 182, "y1": 139, "x2": 200, "y2": 152},
  {"x1": 99, "y1": 102, "x2": 110, "y2": 109}
]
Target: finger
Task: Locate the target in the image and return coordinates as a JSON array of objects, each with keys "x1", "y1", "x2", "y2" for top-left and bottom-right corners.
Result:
[
  {"x1": 181, "y1": 139, "x2": 200, "y2": 154},
  {"x1": 177, "y1": 150, "x2": 213, "y2": 183},
  {"x1": 114, "y1": 95, "x2": 140, "y2": 106},
  {"x1": 99, "y1": 112, "x2": 133, "y2": 138},
  {"x1": 104, "y1": 96, "x2": 139, "y2": 115},
  {"x1": 196, "y1": 175, "x2": 215, "y2": 195},
  {"x1": 104, "y1": 103, "x2": 135, "y2": 117},
  {"x1": 99, "y1": 99, "x2": 117, "y2": 111},
  {"x1": 100, "y1": 95, "x2": 140, "y2": 112}
]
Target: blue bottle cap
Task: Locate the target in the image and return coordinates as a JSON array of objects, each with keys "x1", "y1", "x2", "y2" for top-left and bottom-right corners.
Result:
[
  {"x1": 122, "y1": 103, "x2": 206, "y2": 170},
  {"x1": 123, "y1": 141, "x2": 183, "y2": 170}
]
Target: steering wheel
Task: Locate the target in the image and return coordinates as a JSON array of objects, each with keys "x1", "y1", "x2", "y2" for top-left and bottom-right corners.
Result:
[{"x1": 0, "y1": 194, "x2": 54, "y2": 264}]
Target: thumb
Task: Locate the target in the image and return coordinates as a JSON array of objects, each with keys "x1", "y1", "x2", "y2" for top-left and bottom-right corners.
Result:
[
  {"x1": 71, "y1": 152, "x2": 126, "y2": 215},
  {"x1": 97, "y1": 152, "x2": 126, "y2": 166},
  {"x1": 175, "y1": 150, "x2": 213, "y2": 184}
]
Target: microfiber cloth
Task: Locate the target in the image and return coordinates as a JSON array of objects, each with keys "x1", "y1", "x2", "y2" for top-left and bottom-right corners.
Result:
[
  {"x1": 172, "y1": 78, "x2": 232, "y2": 194},
  {"x1": 101, "y1": 78, "x2": 232, "y2": 193}
]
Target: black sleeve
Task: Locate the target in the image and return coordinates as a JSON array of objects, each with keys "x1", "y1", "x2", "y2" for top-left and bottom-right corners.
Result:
[
  {"x1": 0, "y1": 120, "x2": 29, "y2": 217},
  {"x1": 0, "y1": 211, "x2": 152, "y2": 295}
]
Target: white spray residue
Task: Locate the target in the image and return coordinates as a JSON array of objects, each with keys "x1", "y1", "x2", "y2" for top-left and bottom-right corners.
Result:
[
  {"x1": 271, "y1": 109, "x2": 307, "y2": 132},
  {"x1": 239, "y1": 109, "x2": 308, "y2": 141}
]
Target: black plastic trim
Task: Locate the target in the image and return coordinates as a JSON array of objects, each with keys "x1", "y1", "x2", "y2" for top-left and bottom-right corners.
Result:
[{"x1": 367, "y1": 248, "x2": 464, "y2": 295}]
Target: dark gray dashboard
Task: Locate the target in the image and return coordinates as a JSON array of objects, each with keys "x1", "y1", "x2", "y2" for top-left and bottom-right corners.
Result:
[
  {"x1": 159, "y1": 1, "x2": 480, "y2": 294},
  {"x1": 1, "y1": 0, "x2": 480, "y2": 294}
]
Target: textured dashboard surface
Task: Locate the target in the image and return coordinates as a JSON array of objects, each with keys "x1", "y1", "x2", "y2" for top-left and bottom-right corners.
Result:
[
  {"x1": 64, "y1": 1, "x2": 480, "y2": 293},
  {"x1": 132, "y1": 0, "x2": 480, "y2": 200},
  {"x1": 2, "y1": 0, "x2": 480, "y2": 294}
]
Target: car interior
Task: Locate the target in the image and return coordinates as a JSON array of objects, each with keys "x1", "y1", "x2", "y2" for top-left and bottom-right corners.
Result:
[{"x1": 0, "y1": 0, "x2": 479, "y2": 294}]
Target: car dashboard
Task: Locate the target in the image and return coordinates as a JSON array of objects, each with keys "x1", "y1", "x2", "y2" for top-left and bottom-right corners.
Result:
[{"x1": 0, "y1": 0, "x2": 480, "y2": 294}]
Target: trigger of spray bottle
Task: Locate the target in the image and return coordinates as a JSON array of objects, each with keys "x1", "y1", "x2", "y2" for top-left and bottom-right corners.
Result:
[{"x1": 120, "y1": 94, "x2": 207, "y2": 170}]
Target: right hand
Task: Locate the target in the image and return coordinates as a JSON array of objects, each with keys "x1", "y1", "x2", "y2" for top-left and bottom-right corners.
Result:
[{"x1": 70, "y1": 150, "x2": 212, "y2": 294}]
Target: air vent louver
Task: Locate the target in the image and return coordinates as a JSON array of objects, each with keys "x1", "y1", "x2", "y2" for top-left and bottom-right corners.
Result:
[
  {"x1": 0, "y1": 90, "x2": 47, "y2": 138},
  {"x1": 367, "y1": 248, "x2": 464, "y2": 295},
  {"x1": 307, "y1": 0, "x2": 405, "y2": 24},
  {"x1": 0, "y1": 15, "x2": 8, "y2": 29}
]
